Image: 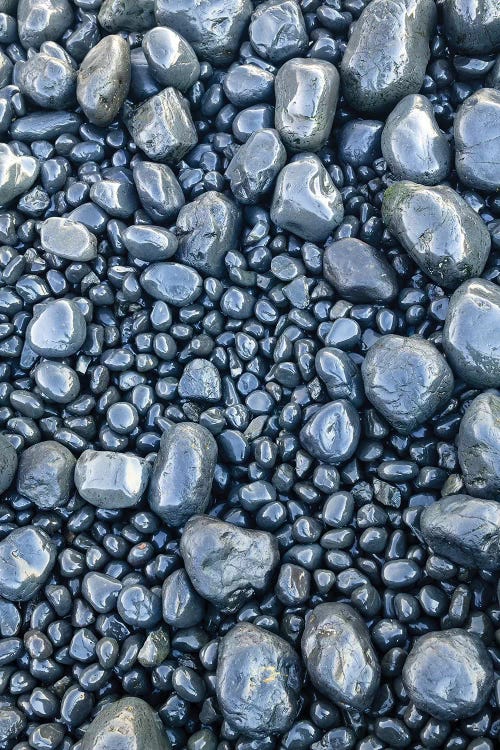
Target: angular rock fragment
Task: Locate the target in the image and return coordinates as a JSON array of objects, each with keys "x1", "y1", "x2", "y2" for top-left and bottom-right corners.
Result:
[
  {"x1": 226, "y1": 128, "x2": 286, "y2": 204},
  {"x1": 0, "y1": 144, "x2": 39, "y2": 207}
]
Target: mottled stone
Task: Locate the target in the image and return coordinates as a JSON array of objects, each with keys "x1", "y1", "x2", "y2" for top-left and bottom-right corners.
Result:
[
  {"x1": 178, "y1": 359, "x2": 222, "y2": 402},
  {"x1": 80, "y1": 698, "x2": 170, "y2": 750},
  {"x1": 17, "y1": 0, "x2": 73, "y2": 49},
  {"x1": 300, "y1": 401, "x2": 361, "y2": 465},
  {"x1": 226, "y1": 128, "x2": 286, "y2": 204},
  {"x1": 454, "y1": 88, "x2": 500, "y2": 191},
  {"x1": 0, "y1": 434, "x2": 17, "y2": 495},
  {"x1": 77, "y1": 35, "x2": 131, "y2": 126},
  {"x1": 98, "y1": 0, "x2": 155, "y2": 32},
  {"x1": 17, "y1": 440, "x2": 75, "y2": 509},
  {"x1": 75, "y1": 451, "x2": 151, "y2": 509},
  {"x1": 0, "y1": 143, "x2": 39, "y2": 207},
  {"x1": 458, "y1": 390, "x2": 500, "y2": 500},
  {"x1": 133, "y1": 161, "x2": 185, "y2": 223},
  {"x1": 0, "y1": 527, "x2": 56, "y2": 602},
  {"x1": 323, "y1": 238, "x2": 398, "y2": 303},
  {"x1": 40, "y1": 217, "x2": 97, "y2": 261},
  {"x1": 443, "y1": 0, "x2": 500, "y2": 54},
  {"x1": 15, "y1": 43, "x2": 76, "y2": 110}
]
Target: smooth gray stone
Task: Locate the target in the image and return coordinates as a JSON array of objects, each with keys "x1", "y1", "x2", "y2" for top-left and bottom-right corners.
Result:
[
  {"x1": 162, "y1": 569, "x2": 205, "y2": 628},
  {"x1": 34, "y1": 360, "x2": 80, "y2": 404},
  {"x1": 271, "y1": 154, "x2": 344, "y2": 242},
  {"x1": 0, "y1": 527, "x2": 56, "y2": 602},
  {"x1": 226, "y1": 128, "x2": 286, "y2": 204},
  {"x1": 420, "y1": 494, "x2": 500, "y2": 571},
  {"x1": 0, "y1": 49, "x2": 12, "y2": 88},
  {"x1": 178, "y1": 358, "x2": 222, "y2": 402},
  {"x1": 180, "y1": 515, "x2": 279, "y2": 612},
  {"x1": 75, "y1": 450, "x2": 150, "y2": 509},
  {"x1": 14, "y1": 43, "x2": 76, "y2": 110},
  {"x1": 27, "y1": 299, "x2": 87, "y2": 358},
  {"x1": 341, "y1": 0, "x2": 436, "y2": 115},
  {"x1": 176, "y1": 191, "x2": 241, "y2": 276},
  {"x1": 403, "y1": 630, "x2": 494, "y2": 720},
  {"x1": 302, "y1": 603, "x2": 381, "y2": 710},
  {"x1": 249, "y1": 0, "x2": 308, "y2": 63},
  {"x1": 137, "y1": 627, "x2": 170, "y2": 668},
  {"x1": 0, "y1": 708, "x2": 25, "y2": 743},
  {"x1": 155, "y1": 0, "x2": 252, "y2": 65},
  {"x1": 98, "y1": 0, "x2": 155, "y2": 31},
  {"x1": 337, "y1": 119, "x2": 383, "y2": 167},
  {"x1": 454, "y1": 88, "x2": 500, "y2": 191},
  {"x1": 17, "y1": 0, "x2": 73, "y2": 49},
  {"x1": 232, "y1": 103, "x2": 275, "y2": 143},
  {"x1": 148, "y1": 422, "x2": 217, "y2": 527},
  {"x1": 275, "y1": 58, "x2": 339, "y2": 152},
  {"x1": 77, "y1": 35, "x2": 131, "y2": 127},
  {"x1": 17, "y1": 440, "x2": 75, "y2": 509},
  {"x1": 127, "y1": 88, "x2": 197, "y2": 164},
  {"x1": 9, "y1": 111, "x2": 81, "y2": 141},
  {"x1": 362, "y1": 335, "x2": 454, "y2": 434},
  {"x1": 443, "y1": 278, "x2": 500, "y2": 387},
  {"x1": 0, "y1": 144, "x2": 39, "y2": 207},
  {"x1": 0, "y1": 434, "x2": 17, "y2": 494},
  {"x1": 315, "y1": 348, "x2": 364, "y2": 407},
  {"x1": 143, "y1": 26, "x2": 200, "y2": 92},
  {"x1": 381, "y1": 94, "x2": 451, "y2": 184},
  {"x1": 130, "y1": 47, "x2": 162, "y2": 101},
  {"x1": 381, "y1": 181, "x2": 491, "y2": 288},
  {"x1": 300, "y1": 400, "x2": 360, "y2": 465},
  {"x1": 90, "y1": 179, "x2": 139, "y2": 219},
  {"x1": 81, "y1": 572, "x2": 122, "y2": 614},
  {"x1": 487, "y1": 56, "x2": 500, "y2": 88},
  {"x1": 223, "y1": 64, "x2": 275, "y2": 108},
  {"x1": 443, "y1": 0, "x2": 500, "y2": 54},
  {"x1": 323, "y1": 238, "x2": 398, "y2": 303},
  {"x1": 140, "y1": 262, "x2": 202, "y2": 306},
  {"x1": 132, "y1": 161, "x2": 184, "y2": 222},
  {"x1": 40, "y1": 217, "x2": 97, "y2": 261},
  {"x1": 80, "y1": 698, "x2": 170, "y2": 750},
  {"x1": 458, "y1": 390, "x2": 500, "y2": 500},
  {"x1": 217, "y1": 623, "x2": 302, "y2": 737},
  {"x1": 123, "y1": 225, "x2": 178, "y2": 262}
]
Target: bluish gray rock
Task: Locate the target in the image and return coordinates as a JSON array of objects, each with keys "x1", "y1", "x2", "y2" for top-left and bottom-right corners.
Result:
[
  {"x1": 300, "y1": 401, "x2": 361, "y2": 465},
  {"x1": 17, "y1": 440, "x2": 75, "y2": 509},
  {"x1": 443, "y1": 0, "x2": 500, "y2": 54},
  {"x1": 17, "y1": 0, "x2": 73, "y2": 49},
  {"x1": 80, "y1": 698, "x2": 170, "y2": 750},
  {"x1": 223, "y1": 64, "x2": 275, "y2": 108},
  {"x1": 457, "y1": 390, "x2": 500, "y2": 500},
  {"x1": 140, "y1": 262, "x2": 202, "y2": 306},
  {"x1": 122, "y1": 225, "x2": 178, "y2": 262},
  {"x1": 249, "y1": 0, "x2": 308, "y2": 63},
  {"x1": 77, "y1": 35, "x2": 131, "y2": 126},
  {"x1": 226, "y1": 128, "x2": 286, "y2": 204},
  {"x1": 75, "y1": 451, "x2": 151, "y2": 509},
  {"x1": 142, "y1": 26, "x2": 200, "y2": 92},
  {"x1": 0, "y1": 527, "x2": 56, "y2": 602},
  {"x1": 178, "y1": 358, "x2": 222, "y2": 402},
  {"x1": 89, "y1": 178, "x2": 139, "y2": 219},
  {"x1": 27, "y1": 299, "x2": 87, "y2": 358},
  {"x1": 0, "y1": 49, "x2": 13, "y2": 88},
  {"x1": 315, "y1": 348, "x2": 364, "y2": 407},
  {"x1": 133, "y1": 161, "x2": 185, "y2": 222},
  {"x1": 162, "y1": 569, "x2": 205, "y2": 628},
  {"x1": 98, "y1": 0, "x2": 155, "y2": 31},
  {"x1": 454, "y1": 88, "x2": 500, "y2": 191},
  {"x1": 34, "y1": 361, "x2": 80, "y2": 404},
  {"x1": 15, "y1": 43, "x2": 76, "y2": 110},
  {"x1": 0, "y1": 144, "x2": 39, "y2": 207},
  {"x1": 0, "y1": 434, "x2": 17, "y2": 495},
  {"x1": 40, "y1": 217, "x2": 97, "y2": 261},
  {"x1": 323, "y1": 238, "x2": 398, "y2": 303}
]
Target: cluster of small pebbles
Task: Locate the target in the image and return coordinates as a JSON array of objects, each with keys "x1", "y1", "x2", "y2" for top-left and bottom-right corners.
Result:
[{"x1": 0, "y1": 1, "x2": 499, "y2": 750}]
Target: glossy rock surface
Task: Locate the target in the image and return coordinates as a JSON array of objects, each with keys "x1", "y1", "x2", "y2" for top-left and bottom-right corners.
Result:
[
  {"x1": 40, "y1": 217, "x2": 97, "y2": 261},
  {"x1": 0, "y1": 527, "x2": 56, "y2": 602},
  {"x1": 300, "y1": 400, "x2": 361, "y2": 465},
  {"x1": 77, "y1": 35, "x2": 131, "y2": 126},
  {"x1": 17, "y1": 440, "x2": 75, "y2": 509},
  {"x1": 27, "y1": 299, "x2": 87, "y2": 358},
  {"x1": 142, "y1": 27, "x2": 200, "y2": 93},
  {"x1": 80, "y1": 698, "x2": 170, "y2": 750},
  {"x1": 226, "y1": 128, "x2": 286, "y2": 204},
  {"x1": 75, "y1": 450, "x2": 151, "y2": 509},
  {"x1": 249, "y1": 0, "x2": 308, "y2": 63},
  {"x1": 15, "y1": 43, "x2": 76, "y2": 110},
  {"x1": 323, "y1": 237, "x2": 398, "y2": 303},
  {"x1": 0, "y1": 143, "x2": 39, "y2": 207},
  {"x1": 443, "y1": 0, "x2": 500, "y2": 54},
  {"x1": 454, "y1": 87, "x2": 500, "y2": 191},
  {"x1": 457, "y1": 390, "x2": 500, "y2": 499}
]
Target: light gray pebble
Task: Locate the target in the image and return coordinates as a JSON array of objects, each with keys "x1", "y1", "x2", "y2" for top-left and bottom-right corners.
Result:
[
  {"x1": 133, "y1": 160, "x2": 185, "y2": 222},
  {"x1": 138, "y1": 627, "x2": 170, "y2": 668},
  {"x1": 17, "y1": 440, "x2": 75, "y2": 509},
  {"x1": 249, "y1": 0, "x2": 308, "y2": 63},
  {"x1": 443, "y1": 278, "x2": 500, "y2": 387},
  {"x1": 178, "y1": 358, "x2": 222, "y2": 402},
  {"x1": 123, "y1": 225, "x2": 178, "y2": 262},
  {"x1": 458, "y1": 390, "x2": 500, "y2": 500},
  {"x1": 176, "y1": 191, "x2": 241, "y2": 276},
  {"x1": 89, "y1": 178, "x2": 139, "y2": 219},
  {"x1": 0, "y1": 708, "x2": 25, "y2": 743},
  {"x1": 40, "y1": 217, "x2": 97, "y2": 262},
  {"x1": 77, "y1": 35, "x2": 131, "y2": 127},
  {"x1": 0, "y1": 527, "x2": 56, "y2": 602},
  {"x1": 143, "y1": 26, "x2": 200, "y2": 92},
  {"x1": 341, "y1": 0, "x2": 436, "y2": 115},
  {"x1": 454, "y1": 87, "x2": 500, "y2": 191},
  {"x1": 155, "y1": 0, "x2": 252, "y2": 65},
  {"x1": 148, "y1": 421, "x2": 217, "y2": 527},
  {"x1": 98, "y1": 0, "x2": 155, "y2": 32},
  {"x1": 362, "y1": 335, "x2": 454, "y2": 434},
  {"x1": 271, "y1": 154, "x2": 344, "y2": 242},
  {"x1": 180, "y1": 515, "x2": 279, "y2": 612},
  {"x1": 226, "y1": 128, "x2": 286, "y2": 204},
  {"x1": 443, "y1": 0, "x2": 500, "y2": 54},
  {"x1": 140, "y1": 262, "x2": 202, "y2": 306},
  {"x1": 381, "y1": 181, "x2": 491, "y2": 288},
  {"x1": 381, "y1": 94, "x2": 451, "y2": 184},
  {"x1": 0, "y1": 144, "x2": 39, "y2": 207},
  {"x1": 403, "y1": 629, "x2": 494, "y2": 719},
  {"x1": 15, "y1": 43, "x2": 76, "y2": 110},
  {"x1": 81, "y1": 698, "x2": 170, "y2": 750},
  {"x1": 75, "y1": 450, "x2": 151, "y2": 509},
  {"x1": 0, "y1": 433, "x2": 17, "y2": 495},
  {"x1": 34, "y1": 361, "x2": 80, "y2": 404},
  {"x1": 302, "y1": 603, "x2": 381, "y2": 710},
  {"x1": 0, "y1": 49, "x2": 13, "y2": 88},
  {"x1": 323, "y1": 238, "x2": 398, "y2": 303},
  {"x1": 300, "y1": 400, "x2": 361, "y2": 465},
  {"x1": 17, "y1": 0, "x2": 73, "y2": 49},
  {"x1": 420, "y1": 494, "x2": 500, "y2": 570},
  {"x1": 223, "y1": 64, "x2": 275, "y2": 108},
  {"x1": 275, "y1": 57, "x2": 339, "y2": 152},
  {"x1": 27, "y1": 299, "x2": 87, "y2": 358},
  {"x1": 127, "y1": 88, "x2": 197, "y2": 164},
  {"x1": 487, "y1": 56, "x2": 500, "y2": 88}
]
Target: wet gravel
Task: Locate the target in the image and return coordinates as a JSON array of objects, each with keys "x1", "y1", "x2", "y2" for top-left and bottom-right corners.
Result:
[{"x1": 0, "y1": 1, "x2": 499, "y2": 750}]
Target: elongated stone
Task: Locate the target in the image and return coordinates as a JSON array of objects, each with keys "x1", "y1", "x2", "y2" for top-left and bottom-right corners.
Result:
[
  {"x1": 226, "y1": 128, "x2": 286, "y2": 204},
  {"x1": 132, "y1": 161, "x2": 185, "y2": 223},
  {"x1": 142, "y1": 26, "x2": 200, "y2": 92},
  {"x1": 77, "y1": 35, "x2": 131, "y2": 126},
  {"x1": 454, "y1": 88, "x2": 500, "y2": 191},
  {"x1": 140, "y1": 262, "x2": 202, "y2": 306},
  {"x1": 323, "y1": 238, "x2": 398, "y2": 303},
  {"x1": 457, "y1": 390, "x2": 500, "y2": 500}
]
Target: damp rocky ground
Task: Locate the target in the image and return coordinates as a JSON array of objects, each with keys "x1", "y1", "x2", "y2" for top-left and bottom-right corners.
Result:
[{"x1": 0, "y1": 1, "x2": 499, "y2": 749}]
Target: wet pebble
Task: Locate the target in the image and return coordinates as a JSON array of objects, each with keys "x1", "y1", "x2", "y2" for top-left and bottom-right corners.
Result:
[
  {"x1": 17, "y1": 0, "x2": 73, "y2": 50},
  {"x1": 98, "y1": 0, "x2": 154, "y2": 32},
  {"x1": 142, "y1": 26, "x2": 200, "y2": 92},
  {"x1": 117, "y1": 584, "x2": 161, "y2": 628},
  {"x1": 27, "y1": 299, "x2": 87, "y2": 358},
  {"x1": 81, "y1": 697, "x2": 170, "y2": 750},
  {"x1": 0, "y1": 526, "x2": 56, "y2": 602},
  {"x1": 457, "y1": 390, "x2": 500, "y2": 499},
  {"x1": 123, "y1": 225, "x2": 178, "y2": 262},
  {"x1": 132, "y1": 161, "x2": 185, "y2": 223},
  {"x1": 300, "y1": 400, "x2": 361, "y2": 465},
  {"x1": 443, "y1": 0, "x2": 500, "y2": 54},
  {"x1": 34, "y1": 360, "x2": 80, "y2": 403},
  {"x1": 0, "y1": 433, "x2": 18, "y2": 494},
  {"x1": 454, "y1": 87, "x2": 500, "y2": 191},
  {"x1": 17, "y1": 440, "x2": 75, "y2": 508},
  {"x1": 323, "y1": 238, "x2": 398, "y2": 303},
  {"x1": 223, "y1": 64, "x2": 275, "y2": 108},
  {"x1": 226, "y1": 128, "x2": 286, "y2": 204},
  {"x1": 140, "y1": 262, "x2": 202, "y2": 306},
  {"x1": 162, "y1": 569, "x2": 205, "y2": 628},
  {"x1": 77, "y1": 35, "x2": 131, "y2": 126},
  {"x1": 75, "y1": 450, "x2": 151, "y2": 508},
  {"x1": 249, "y1": 0, "x2": 308, "y2": 63},
  {"x1": 40, "y1": 216, "x2": 97, "y2": 261},
  {"x1": 15, "y1": 43, "x2": 76, "y2": 110},
  {"x1": 0, "y1": 143, "x2": 40, "y2": 207}
]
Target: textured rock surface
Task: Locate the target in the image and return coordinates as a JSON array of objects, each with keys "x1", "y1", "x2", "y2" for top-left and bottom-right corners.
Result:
[
  {"x1": 300, "y1": 400, "x2": 361, "y2": 465},
  {"x1": 17, "y1": 440, "x2": 75, "y2": 509},
  {"x1": 457, "y1": 390, "x2": 500, "y2": 499},
  {"x1": 77, "y1": 36, "x2": 131, "y2": 126},
  {"x1": 75, "y1": 450, "x2": 151, "y2": 508},
  {"x1": 80, "y1": 698, "x2": 170, "y2": 750},
  {"x1": 454, "y1": 87, "x2": 500, "y2": 191},
  {"x1": 323, "y1": 238, "x2": 398, "y2": 303},
  {"x1": 0, "y1": 527, "x2": 56, "y2": 602}
]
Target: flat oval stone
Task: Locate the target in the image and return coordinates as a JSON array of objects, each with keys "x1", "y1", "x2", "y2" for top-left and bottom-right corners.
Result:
[
  {"x1": 275, "y1": 58, "x2": 339, "y2": 152},
  {"x1": 9, "y1": 111, "x2": 81, "y2": 141},
  {"x1": 249, "y1": 0, "x2": 308, "y2": 63},
  {"x1": 40, "y1": 217, "x2": 97, "y2": 261},
  {"x1": 341, "y1": 0, "x2": 436, "y2": 115},
  {"x1": 133, "y1": 161, "x2": 185, "y2": 222},
  {"x1": 17, "y1": 440, "x2": 75, "y2": 509},
  {"x1": 89, "y1": 178, "x2": 139, "y2": 219},
  {"x1": 178, "y1": 358, "x2": 222, "y2": 402},
  {"x1": 217, "y1": 623, "x2": 302, "y2": 737},
  {"x1": 443, "y1": 278, "x2": 500, "y2": 387},
  {"x1": 381, "y1": 181, "x2": 491, "y2": 288},
  {"x1": 323, "y1": 238, "x2": 398, "y2": 303},
  {"x1": 223, "y1": 64, "x2": 275, "y2": 108},
  {"x1": 17, "y1": 0, "x2": 73, "y2": 49},
  {"x1": 300, "y1": 400, "x2": 360, "y2": 465},
  {"x1": 127, "y1": 88, "x2": 197, "y2": 164},
  {"x1": 443, "y1": 0, "x2": 500, "y2": 54},
  {"x1": 176, "y1": 191, "x2": 241, "y2": 276},
  {"x1": 148, "y1": 422, "x2": 217, "y2": 527},
  {"x1": 302, "y1": 603, "x2": 381, "y2": 710},
  {"x1": 362, "y1": 335, "x2": 454, "y2": 434},
  {"x1": 180, "y1": 515, "x2": 279, "y2": 612},
  {"x1": 98, "y1": 0, "x2": 155, "y2": 31},
  {"x1": 75, "y1": 450, "x2": 151, "y2": 509},
  {"x1": 458, "y1": 390, "x2": 500, "y2": 500},
  {"x1": 403, "y1": 630, "x2": 494, "y2": 719},
  {"x1": 27, "y1": 299, "x2": 87, "y2": 357},
  {"x1": 34, "y1": 361, "x2": 80, "y2": 404},
  {"x1": 15, "y1": 43, "x2": 76, "y2": 110},
  {"x1": 123, "y1": 225, "x2": 178, "y2": 262},
  {"x1": 454, "y1": 87, "x2": 500, "y2": 191},
  {"x1": 0, "y1": 527, "x2": 56, "y2": 602},
  {"x1": 0, "y1": 143, "x2": 39, "y2": 207},
  {"x1": 81, "y1": 698, "x2": 170, "y2": 750},
  {"x1": 77, "y1": 35, "x2": 131, "y2": 126},
  {"x1": 155, "y1": 0, "x2": 252, "y2": 65},
  {"x1": 142, "y1": 26, "x2": 200, "y2": 92},
  {"x1": 420, "y1": 494, "x2": 500, "y2": 571},
  {"x1": 381, "y1": 94, "x2": 451, "y2": 184},
  {"x1": 226, "y1": 128, "x2": 286, "y2": 204},
  {"x1": 140, "y1": 262, "x2": 202, "y2": 306},
  {"x1": 271, "y1": 154, "x2": 343, "y2": 242}
]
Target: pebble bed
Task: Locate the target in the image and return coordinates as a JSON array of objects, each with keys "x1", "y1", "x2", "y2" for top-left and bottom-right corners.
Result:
[{"x1": 0, "y1": 1, "x2": 499, "y2": 750}]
